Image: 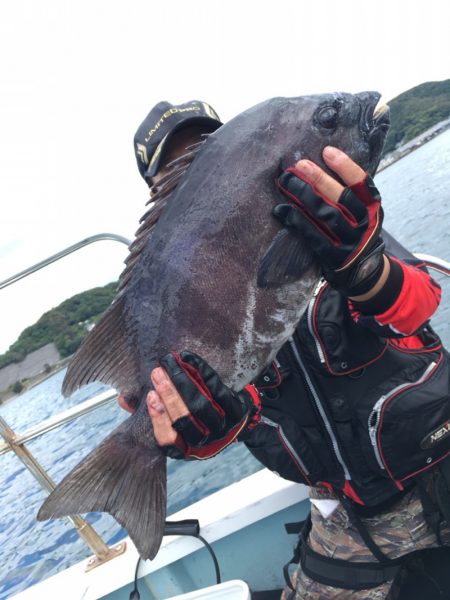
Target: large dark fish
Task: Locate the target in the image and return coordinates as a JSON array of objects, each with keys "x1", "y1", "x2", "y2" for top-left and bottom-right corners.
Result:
[{"x1": 37, "y1": 92, "x2": 390, "y2": 559}]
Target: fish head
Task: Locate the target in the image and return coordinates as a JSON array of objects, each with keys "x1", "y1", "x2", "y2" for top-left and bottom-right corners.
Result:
[{"x1": 279, "y1": 91, "x2": 390, "y2": 178}]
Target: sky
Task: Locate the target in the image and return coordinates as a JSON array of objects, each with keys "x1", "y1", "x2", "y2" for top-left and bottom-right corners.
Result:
[{"x1": 0, "y1": 0, "x2": 449, "y2": 354}]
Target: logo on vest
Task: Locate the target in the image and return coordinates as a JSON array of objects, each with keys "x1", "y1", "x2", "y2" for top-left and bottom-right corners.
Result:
[{"x1": 421, "y1": 420, "x2": 450, "y2": 450}]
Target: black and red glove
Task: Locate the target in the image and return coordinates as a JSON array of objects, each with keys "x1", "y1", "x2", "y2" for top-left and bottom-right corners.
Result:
[
  {"x1": 158, "y1": 351, "x2": 261, "y2": 460},
  {"x1": 275, "y1": 168, "x2": 385, "y2": 297}
]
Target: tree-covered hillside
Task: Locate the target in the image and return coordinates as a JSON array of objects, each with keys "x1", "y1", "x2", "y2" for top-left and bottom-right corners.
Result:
[
  {"x1": 383, "y1": 79, "x2": 450, "y2": 155},
  {"x1": 0, "y1": 282, "x2": 117, "y2": 369}
]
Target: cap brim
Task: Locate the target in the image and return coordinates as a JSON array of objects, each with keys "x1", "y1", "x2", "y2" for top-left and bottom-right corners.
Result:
[{"x1": 145, "y1": 116, "x2": 221, "y2": 179}]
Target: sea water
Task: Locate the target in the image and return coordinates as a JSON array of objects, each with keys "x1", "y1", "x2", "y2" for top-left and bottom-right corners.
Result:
[{"x1": 1, "y1": 128, "x2": 450, "y2": 598}]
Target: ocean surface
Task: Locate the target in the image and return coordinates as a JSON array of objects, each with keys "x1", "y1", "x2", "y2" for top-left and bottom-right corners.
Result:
[{"x1": 1, "y1": 128, "x2": 450, "y2": 598}]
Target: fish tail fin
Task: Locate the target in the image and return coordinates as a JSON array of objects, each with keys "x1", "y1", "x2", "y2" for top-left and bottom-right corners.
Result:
[{"x1": 37, "y1": 417, "x2": 167, "y2": 560}]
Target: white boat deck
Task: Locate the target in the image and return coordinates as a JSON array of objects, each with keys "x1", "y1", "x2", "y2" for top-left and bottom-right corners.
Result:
[{"x1": 13, "y1": 469, "x2": 309, "y2": 600}]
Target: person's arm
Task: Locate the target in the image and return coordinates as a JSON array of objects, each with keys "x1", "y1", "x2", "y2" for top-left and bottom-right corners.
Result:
[
  {"x1": 349, "y1": 256, "x2": 441, "y2": 338},
  {"x1": 274, "y1": 146, "x2": 441, "y2": 339}
]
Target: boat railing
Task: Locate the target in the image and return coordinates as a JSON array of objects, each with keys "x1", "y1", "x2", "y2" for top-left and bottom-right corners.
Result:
[
  {"x1": 0, "y1": 234, "x2": 131, "y2": 569},
  {"x1": 413, "y1": 254, "x2": 450, "y2": 278},
  {"x1": 0, "y1": 236, "x2": 449, "y2": 570}
]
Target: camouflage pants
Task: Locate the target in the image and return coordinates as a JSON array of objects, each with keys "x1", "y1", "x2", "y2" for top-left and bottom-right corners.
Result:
[{"x1": 281, "y1": 486, "x2": 450, "y2": 600}]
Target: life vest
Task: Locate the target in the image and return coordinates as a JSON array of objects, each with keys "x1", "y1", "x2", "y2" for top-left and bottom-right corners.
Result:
[{"x1": 246, "y1": 280, "x2": 450, "y2": 508}]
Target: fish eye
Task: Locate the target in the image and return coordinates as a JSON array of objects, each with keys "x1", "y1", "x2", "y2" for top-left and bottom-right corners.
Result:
[{"x1": 317, "y1": 106, "x2": 338, "y2": 130}]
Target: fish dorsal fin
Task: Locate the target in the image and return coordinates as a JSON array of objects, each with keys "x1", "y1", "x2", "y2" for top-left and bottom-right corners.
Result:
[
  {"x1": 257, "y1": 228, "x2": 317, "y2": 288},
  {"x1": 62, "y1": 137, "x2": 210, "y2": 398},
  {"x1": 62, "y1": 296, "x2": 141, "y2": 398},
  {"x1": 117, "y1": 137, "x2": 208, "y2": 295}
]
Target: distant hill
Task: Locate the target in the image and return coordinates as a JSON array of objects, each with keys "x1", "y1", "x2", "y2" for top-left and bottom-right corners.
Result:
[
  {"x1": 0, "y1": 282, "x2": 117, "y2": 369},
  {"x1": 383, "y1": 79, "x2": 450, "y2": 155}
]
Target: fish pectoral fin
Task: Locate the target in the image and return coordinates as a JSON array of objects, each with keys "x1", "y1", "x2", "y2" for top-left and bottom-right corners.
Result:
[
  {"x1": 37, "y1": 416, "x2": 167, "y2": 561},
  {"x1": 62, "y1": 295, "x2": 141, "y2": 398},
  {"x1": 257, "y1": 228, "x2": 317, "y2": 288}
]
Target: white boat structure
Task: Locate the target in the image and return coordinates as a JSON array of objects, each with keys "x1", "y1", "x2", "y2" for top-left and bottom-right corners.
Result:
[
  {"x1": 14, "y1": 468, "x2": 309, "y2": 599},
  {"x1": 2, "y1": 235, "x2": 450, "y2": 600}
]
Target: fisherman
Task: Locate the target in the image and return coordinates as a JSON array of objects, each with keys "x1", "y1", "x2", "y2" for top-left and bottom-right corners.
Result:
[{"x1": 122, "y1": 100, "x2": 450, "y2": 599}]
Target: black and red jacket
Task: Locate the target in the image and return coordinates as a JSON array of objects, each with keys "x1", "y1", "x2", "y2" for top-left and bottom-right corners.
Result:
[{"x1": 244, "y1": 233, "x2": 449, "y2": 509}]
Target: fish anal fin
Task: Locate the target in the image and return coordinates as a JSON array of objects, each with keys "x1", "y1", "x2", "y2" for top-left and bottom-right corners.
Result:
[
  {"x1": 62, "y1": 296, "x2": 140, "y2": 398},
  {"x1": 257, "y1": 228, "x2": 317, "y2": 288},
  {"x1": 37, "y1": 416, "x2": 167, "y2": 560}
]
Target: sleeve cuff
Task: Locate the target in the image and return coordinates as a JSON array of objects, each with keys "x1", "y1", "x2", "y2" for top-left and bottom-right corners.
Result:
[{"x1": 351, "y1": 256, "x2": 404, "y2": 316}]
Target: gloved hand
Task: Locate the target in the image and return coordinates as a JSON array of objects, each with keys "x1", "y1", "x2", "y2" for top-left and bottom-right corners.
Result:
[
  {"x1": 148, "y1": 351, "x2": 261, "y2": 460},
  {"x1": 275, "y1": 150, "x2": 385, "y2": 297}
]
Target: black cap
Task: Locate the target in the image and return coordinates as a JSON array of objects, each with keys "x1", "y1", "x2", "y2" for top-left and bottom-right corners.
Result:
[{"x1": 133, "y1": 100, "x2": 222, "y2": 182}]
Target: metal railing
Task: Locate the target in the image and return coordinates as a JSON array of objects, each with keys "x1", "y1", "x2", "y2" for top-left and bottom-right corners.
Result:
[
  {"x1": 0, "y1": 389, "x2": 118, "y2": 456},
  {"x1": 414, "y1": 254, "x2": 450, "y2": 277},
  {"x1": 1, "y1": 235, "x2": 449, "y2": 568},
  {"x1": 0, "y1": 233, "x2": 131, "y2": 291},
  {"x1": 0, "y1": 233, "x2": 131, "y2": 565}
]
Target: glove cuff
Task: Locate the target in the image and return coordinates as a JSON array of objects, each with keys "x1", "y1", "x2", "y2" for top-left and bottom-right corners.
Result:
[
  {"x1": 350, "y1": 256, "x2": 404, "y2": 314},
  {"x1": 324, "y1": 240, "x2": 385, "y2": 297}
]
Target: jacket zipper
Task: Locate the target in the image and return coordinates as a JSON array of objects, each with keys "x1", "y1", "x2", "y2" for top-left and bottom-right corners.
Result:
[
  {"x1": 368, "y1": 361, "x2": 438, "y2": 470},
  {"x1": 260, "y1": 415, "x2": 311, "y2": 483},
  {"x1": 307, "y1": 279, "x2": 326, "y2": 364},
  {"x1": 289, "y1": 338, "x2": 352, "y2": 480}
]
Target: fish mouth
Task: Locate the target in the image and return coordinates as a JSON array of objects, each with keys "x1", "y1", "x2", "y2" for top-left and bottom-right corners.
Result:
[
  {"x1": 364, "y1": 95, "x2": 391, "y2": 172},
  {"x1": 372, "y1": 100, "x2": 391, "y2": 135}
]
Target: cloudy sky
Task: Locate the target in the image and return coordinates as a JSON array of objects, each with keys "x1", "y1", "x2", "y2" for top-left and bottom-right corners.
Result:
[{"x1": 0, "y1": 0, "x2": 449, "y2": 353}]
